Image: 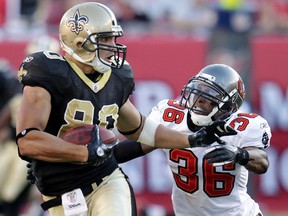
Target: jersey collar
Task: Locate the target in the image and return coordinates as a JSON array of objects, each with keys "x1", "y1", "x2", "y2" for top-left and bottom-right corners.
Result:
[{"x1": 66, "y1": 59, "x2": 111, "y2": 93}]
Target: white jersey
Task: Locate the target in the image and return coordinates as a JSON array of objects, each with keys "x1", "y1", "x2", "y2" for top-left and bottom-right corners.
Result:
[{"x1": 148, "y1": 99, "x2": 271, "y2": 216}]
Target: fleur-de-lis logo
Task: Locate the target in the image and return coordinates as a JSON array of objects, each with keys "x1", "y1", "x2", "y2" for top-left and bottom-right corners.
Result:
[
  {"x1": 18, "y1": 66, "x2": 27, "y2": 82},
  {"x1": 67, "y1": 9, "x2": 88, "y2": 35}
]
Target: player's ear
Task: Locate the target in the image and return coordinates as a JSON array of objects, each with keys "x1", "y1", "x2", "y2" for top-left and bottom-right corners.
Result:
[{"x1": 73, "y1": 37, "x2": 95, "y2": 61}]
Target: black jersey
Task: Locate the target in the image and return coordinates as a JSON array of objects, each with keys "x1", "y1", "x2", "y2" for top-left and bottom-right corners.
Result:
[{"x1": 18, "y1": 51, "x2": 135, "y2": 196}]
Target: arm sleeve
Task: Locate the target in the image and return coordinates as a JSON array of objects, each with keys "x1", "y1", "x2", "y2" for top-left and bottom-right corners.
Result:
[{"x1": 113, "y1": 139, "x2": 145, "y2": 163}]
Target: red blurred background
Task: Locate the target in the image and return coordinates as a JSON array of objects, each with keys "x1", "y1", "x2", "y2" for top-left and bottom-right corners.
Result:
[{"x1": 0, "y1": 34, "x2": 288, "y2": 215}]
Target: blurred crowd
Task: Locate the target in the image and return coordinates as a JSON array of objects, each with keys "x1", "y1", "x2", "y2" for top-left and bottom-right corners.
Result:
[
  {"x1": 0, "y1": 0, "x2": 288, "y2": 40},
  {"x1": 0, "y1": 0, "x2": 287, "y2": 215},
  {"x1": 0, "y1": 35, "x2": 60, "y2": 216}
]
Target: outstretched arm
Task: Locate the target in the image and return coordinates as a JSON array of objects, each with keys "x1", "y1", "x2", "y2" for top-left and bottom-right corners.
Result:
[
  {"x1": 117, "y1": 100, "x2": 236, "y2": 149},
  {"x1": 117, "y1": 100, "x2": 191, "y2": 149}
]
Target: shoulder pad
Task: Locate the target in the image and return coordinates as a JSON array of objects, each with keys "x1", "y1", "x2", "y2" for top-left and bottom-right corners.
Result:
[
  {"x1": 112, "y1": 62, "x2": 134, "y2": 80},
  {"x1": 228, "y1": 112, "x2": 271, "y2": 149},
  {"x1": 18, "y1": 51, "x2": 69, "y2": 92}
]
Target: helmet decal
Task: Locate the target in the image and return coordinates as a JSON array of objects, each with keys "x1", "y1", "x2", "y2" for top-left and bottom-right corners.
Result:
[
  {"x1": 18, "y1": 66, "x2": 28, "y2": 82},
  {"x1": 237, "y1": 79, "x2": 245, "y2": 99},
  {"x1": 67, "y1": 9, "x2": 88, "y2": 35}
]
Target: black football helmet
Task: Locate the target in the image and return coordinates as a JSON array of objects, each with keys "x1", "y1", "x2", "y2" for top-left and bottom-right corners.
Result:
[{"x1": 180, "y1": 64, "x2": 245, "y2": 126}]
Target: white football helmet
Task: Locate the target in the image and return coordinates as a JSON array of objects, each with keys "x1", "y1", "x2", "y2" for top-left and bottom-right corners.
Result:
[
  {"x1": 180, "y1": 64, "x2": 245, "y2": 126},
  {"x1": 59, "y1": 2, "x2": 127, "y2": 73}
]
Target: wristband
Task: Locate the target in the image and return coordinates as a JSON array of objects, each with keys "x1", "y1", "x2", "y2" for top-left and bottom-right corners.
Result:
[
  {"x1": 16, "y1": 128, "x2": 40, "y2": 144},
  {"x1": 188, "y1": 134, "x2": 198, "y2": 148},
  {"x1": 137, "y1": 118, "x2": 160, "y2": 147},
  {"x1": 237, "y1": 148, "x2": 253, "y2": 165},
  {"x1": 113, "y1": 140, "x2": 145, "y2": 163}
]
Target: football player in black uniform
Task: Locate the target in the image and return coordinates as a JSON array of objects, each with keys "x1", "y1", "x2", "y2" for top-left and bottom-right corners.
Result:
[{"x1": 16, "y1": 2, "x2": 236, "y2": 216}]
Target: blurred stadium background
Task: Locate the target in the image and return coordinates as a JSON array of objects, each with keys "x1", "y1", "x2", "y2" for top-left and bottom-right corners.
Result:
[{"x1": 0, "y1": 0, "x2": 288, "y2": 215}]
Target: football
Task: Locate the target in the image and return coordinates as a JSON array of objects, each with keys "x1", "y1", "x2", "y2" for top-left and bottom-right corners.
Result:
[{"x1": 61, "y1": 125, "x2": 117, "y2": 145}]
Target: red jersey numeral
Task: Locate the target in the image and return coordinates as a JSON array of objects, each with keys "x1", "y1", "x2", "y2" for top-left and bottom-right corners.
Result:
[
  {"x1": 230, "y1": 112, "x2": 258, "y2": 131},
  {"x1": 162, "y1": 100, "x2": 185, "y2": 124},
  {"x1": 203, "y1": 161, "x2": 235, "y2": 197},
  {"x1": 170, "y1": 149, "x2": 198, "y2": 193},
  {"x1": 169, "y1": 149, "x2": 235, "y2": 197}
]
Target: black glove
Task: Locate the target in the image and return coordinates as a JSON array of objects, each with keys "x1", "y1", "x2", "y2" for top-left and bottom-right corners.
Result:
[
  {"x1": 188, "y1": 120, "x2": 237, "y2": 147},
  {"x1": 87, "y1": 125, "x2": 118, "y2": 166},
  {"x1": 201, "y1": 120, "x2": 237, "y2": 145},
  {"x1": 205, "y1": 120, "x2": 237, "y2": 136},
  {"x1": 204, "y1": 145, "x2": 253, "y2": 166},
  {"x1": 188, "y1": 129, "x2": 208, "y2": 147},
  {"x1": 26, "y1": 162, "x2": 36, "y2": 184}
]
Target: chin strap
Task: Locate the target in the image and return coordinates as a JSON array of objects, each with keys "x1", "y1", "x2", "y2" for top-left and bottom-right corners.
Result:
[
  {"x1": 61, "y1": 41, "x2": 111, "y2": 73},
  {"x1": 91, "y1": 57, "x2": 111, "y2": 73}
]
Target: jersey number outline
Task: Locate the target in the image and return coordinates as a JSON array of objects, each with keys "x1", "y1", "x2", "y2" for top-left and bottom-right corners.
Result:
[
  {"x1": 43, "y1": 51, "x2": 66, "y2": 61},
  {"x1": 58, "y1": 99, "x2": 119, "y2": 136}
]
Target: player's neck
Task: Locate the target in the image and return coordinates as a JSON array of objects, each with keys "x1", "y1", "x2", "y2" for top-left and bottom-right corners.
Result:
[{"x1": 65, "y1": 54, "x2": 95, "y2": 74}]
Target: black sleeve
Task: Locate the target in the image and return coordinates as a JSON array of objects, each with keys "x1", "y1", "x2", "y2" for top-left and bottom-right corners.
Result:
[
  {"x1": 113, "y1": 139, "x2": 146, "y2": 163},
  {"x1": 18, "y1": 51, "x2": 68, "y2": 94}
]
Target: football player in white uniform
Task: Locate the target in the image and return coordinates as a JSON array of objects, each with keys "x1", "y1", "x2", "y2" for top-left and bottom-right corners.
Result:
[{"x1": 113, "y1": 64, "x2": 271, "y2": 216}]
